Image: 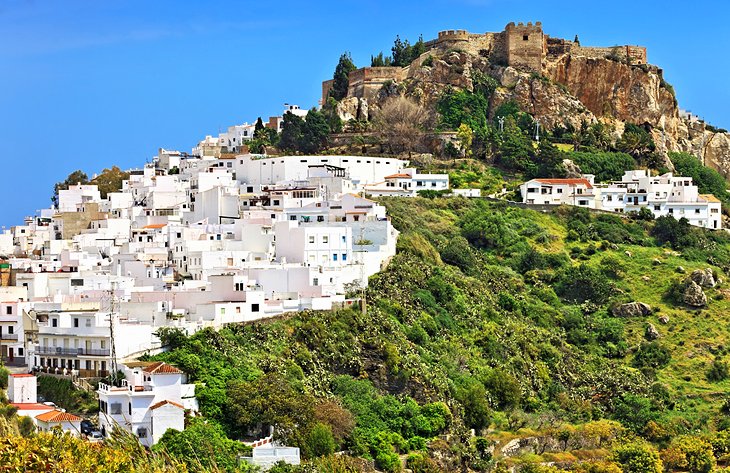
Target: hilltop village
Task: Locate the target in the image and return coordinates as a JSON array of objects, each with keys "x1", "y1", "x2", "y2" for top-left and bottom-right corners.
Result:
[{"x1": 3, "y1": 19, "x2": 730, "y2": 473}]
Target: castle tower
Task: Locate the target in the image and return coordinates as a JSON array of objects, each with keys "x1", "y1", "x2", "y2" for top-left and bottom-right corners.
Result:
[{"x1": 505, "y1": 21, "x2": 545, "y2": 71}]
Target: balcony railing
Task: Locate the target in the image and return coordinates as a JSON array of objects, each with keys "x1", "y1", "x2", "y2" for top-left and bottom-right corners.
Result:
[
  {"x1": 0, "y1": 334, "x2": 19, "y2": 341},
  {"x1": 35, "y1": 346, "x2": 110, "y2": 357}
]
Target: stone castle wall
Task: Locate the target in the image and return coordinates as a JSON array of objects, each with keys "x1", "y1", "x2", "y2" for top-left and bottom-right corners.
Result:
[
  {"x1": 505, "y1": 21, "x2": 545, "y2": 71},
  {"x1": 572, "y1": 45, "x2": 647, "y2": 64}
]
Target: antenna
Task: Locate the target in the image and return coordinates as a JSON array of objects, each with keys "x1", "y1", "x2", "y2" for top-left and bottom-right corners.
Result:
[{"x1": 109, "y1": 282, "x2": 119, "y2": 384}]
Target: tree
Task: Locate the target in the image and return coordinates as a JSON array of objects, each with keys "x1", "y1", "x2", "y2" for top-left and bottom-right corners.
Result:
[
  {"x1": 305, "y1": 423, "x2": 336, "y2": 458},
  {"x1": 456, "y1": 124, "x2": 474, "y2": 158},
  {"x1": 254, "y1": 117, "x2": 265, "y2": 134},
  {"x1": 499, "y1": 116, "x2": 537, "y2": 174},
  {"x1": 321, "y1": 97, "x2": 344, "y2": 133},
  {"x1": 371, "y1": 52, "x2": 393, "y2": 67},
  {"x1": 617, "y1": 123, "x2": 656, "y2": 159},
  {"x1": 533, "y1": 139, "x2": 565, "y2": 179},
  {"x1": 299, "y1": 108, "x2": 331, "y2": 154},
  {"x1": 330, "y1": 52, "x2": 356, "y2": 101},
  {"x1": 278, "y1": 111, "x2": 306, "y2": 152},
  {"x1": 92, "y1": 166, "x2": 130, "y2": 199},
  {"x1": 661, "y1": 436, "x2": 716, "y2": 473},
  {"x1": 556, "y1": 264, "x2": 614, "y2": 305},
  {"x1": 374, "y1": 96, "x2": 431, "y2": 156},
  {"x1": 226, "y1": 373, "x2": 316, "y2": 444},
  {"x1": 154, "y1": 417, "x2": 247, "y2": 472},
  {"x1": 611, "y1": 441, "x2": 663, "y2": 473},
  {"x1": 52, "y1": 170, "x2": 89, "y2": 207}
]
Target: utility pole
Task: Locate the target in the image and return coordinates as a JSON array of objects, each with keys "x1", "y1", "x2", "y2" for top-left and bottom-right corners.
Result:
[
  {"x1": 534, "y1": 118, "x2": 540, "y2": 141},
  {"x1": 109, "y1": 282, "x2": 118, "y2": 385},
  {"x1": 498, "y1": 116, "x2": 505, "y2": 133}
]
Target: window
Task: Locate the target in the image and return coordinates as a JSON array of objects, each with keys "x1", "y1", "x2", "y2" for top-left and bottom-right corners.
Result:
[
  {"x1": 5, "y1": 306, "x2": 11, "y2": 315},
  {"x1": 73, "y1": 318, "x2": 79, "y2": 328},
  {"x1": 313, "y1": 277, "x2": 319, "y2": 286},
  {"x1": 220, "y1": 308, "x2": 226, "y2": 315},
  {"x1": 342, "y1": 253, "x2": 347, "y2": 261},
  {"x1": 290, "y1": 215, "x2": 297, "y2": 221},
  {"x1": 654, "y1": 205, "x2": 660, "y2": 211},
  {"x1": 235, "y1": 282, "x2": 244, "y2": 291},
  {"x1": 137, "y1": 427, "x2": 148, "y2": 439},
  {"x1": 129, "y1": 403, "x2": 132, "y2": 415},
  {"x1": 273, "y1": 200, "x2": 280, "y2": 205},
  {"x1": 607, "y1": 196, "x2": 613, "y2": 202},
  {"x1": 556, "y1": 189, "x2": 563, "y2": 194},
  {"x1": 333, "y1": 254, "x2": 338, "y2": 261},
  {"x1": 523, "y1": 34, "x2": 529, "y2": 41},
  {"x1": 322, "y1": 236, "x2": 329, "y2": 244},
  {"x1": 8, "y1": 326, "x2": 13, "y2": 334},
  {"x1": 695, "y1": 209, "x2": 701, "y2": 214},
  {"x1": 110, "y1": 403, "x2": 122, "y2": 415},
  {"x1": 51, "y1": 319, "x2": 58, "y2": 328},
  {"x1": 251, "y1": 303, "x2": 259, "y2": 312},
  {"x1": 18, "y1": 348, "x2": 23, "y2": 356},
  {"x1": 308, "y1": 236, "x2": 315, "y2": 244},
  {"x1": 247, "y1": 186, "x2": 254, "y2": 193},
  {"x1": 342, "y1": 236, "x2": 346, "y2": 243},
  {"x1": 71, "y1": 279, "x2": 84, "y2": 287}
]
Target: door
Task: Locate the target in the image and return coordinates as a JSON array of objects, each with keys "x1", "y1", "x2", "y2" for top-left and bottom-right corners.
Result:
[{"x1": 8, "y1": 348, "x2": 13, "y2": 362}]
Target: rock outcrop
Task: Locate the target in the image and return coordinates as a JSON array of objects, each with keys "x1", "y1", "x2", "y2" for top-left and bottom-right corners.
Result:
[
  {"x1": 646, "y1": 323, "x2": 660, "y2": 340},
  {"x1": 612, "y1": 302, "x2": 652, "y2": 318},
  {"x1": 682, "y1": 280, "x2": 708, "y2": 307},
  {"x1": 690, "y1": 268, "x2": 716, "y2": 288}
]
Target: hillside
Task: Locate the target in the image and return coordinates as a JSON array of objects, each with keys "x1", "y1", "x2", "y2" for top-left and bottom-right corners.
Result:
[
  {"x1": 138, "y1": 197, "x2": 730, "y2": 472},
  {"x1": 327, "y1": 22, "x2": 730, "y2": 180}
]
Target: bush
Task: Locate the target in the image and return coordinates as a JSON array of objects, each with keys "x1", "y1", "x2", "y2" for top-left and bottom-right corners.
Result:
[
  {"x1": 707, "y1": 358, "x2": 730, "y2": 382},
  {"x1": 568, "y1": 151, "x2": 637, "y2": 182},
  {"x1": 305, "y1": 423, "x2": 336, "y2": 458},
  {"x1": 633, "y1": 342, "x2": 671, "y2": 370},
  {"x1": 611, "y1": 441, "x2": 663, "y2": 473},
  {"x1": 556, "y1": 264, "x2": 614, "y2": 305}
]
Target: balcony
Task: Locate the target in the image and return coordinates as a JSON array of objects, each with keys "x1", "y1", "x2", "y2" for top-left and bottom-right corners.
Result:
[
  {"x1": 0, "y1": 334, "x2": 18, "y2": 341},
  {"x1": 35, "y1": 346, "x2": 110, "y2": 357}
]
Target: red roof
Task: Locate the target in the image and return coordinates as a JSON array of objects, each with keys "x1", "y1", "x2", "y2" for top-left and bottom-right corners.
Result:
[
  {"x1": 150, "y1": 400, "x2": 184, "y2": 410},
  {"x1": 384, "y1": 173, "x2": 412, "y2": 179},
  {"x1": 11, "y1": 403, "x2": 53, "y2": 411},
  {"x1": 143, "y1": 361, "x2": 183, "y2": 375},
  {"x1": 35, "y1": 410, "x2": 82, "y2": 423},
  {"x1": 535, "y1": 178, "x2": 593, "y2": 189},
  {"x1": 10, "y1": 373, "x2": 35, "y2": 378}
]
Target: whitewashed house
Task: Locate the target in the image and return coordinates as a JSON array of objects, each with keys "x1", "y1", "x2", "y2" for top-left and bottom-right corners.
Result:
[{"x1": 98, "y1": 361, "x2": 197, "y2": 446}]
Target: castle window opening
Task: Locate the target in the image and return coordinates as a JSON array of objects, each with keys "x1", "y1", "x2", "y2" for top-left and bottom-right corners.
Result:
[{"x1": 523, "y1": 35, "x2": 529, "y2": 41}]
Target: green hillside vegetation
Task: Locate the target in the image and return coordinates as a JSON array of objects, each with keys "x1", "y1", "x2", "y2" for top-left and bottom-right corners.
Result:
[{"x1": 138, "y1": 197, "x2": 730, "y2": 472}]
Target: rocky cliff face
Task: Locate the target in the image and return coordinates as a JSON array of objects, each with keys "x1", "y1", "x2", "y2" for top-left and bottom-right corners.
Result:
[{"x1": 339, "y1": 42, "x2": 730, "y2": 178}]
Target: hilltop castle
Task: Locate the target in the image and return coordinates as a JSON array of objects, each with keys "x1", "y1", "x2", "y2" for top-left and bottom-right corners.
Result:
[{"x1": 322, "y1": 22, "x2": 647, "y2": 103}]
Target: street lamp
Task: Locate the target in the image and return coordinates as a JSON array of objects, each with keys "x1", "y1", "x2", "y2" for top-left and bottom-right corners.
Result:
[{"x1": 497, "y1": 116, "x2": 505, "y2": 133}]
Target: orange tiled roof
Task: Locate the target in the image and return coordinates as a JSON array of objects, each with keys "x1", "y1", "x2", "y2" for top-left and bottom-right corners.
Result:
[
  {"x1": 35, "y1": 410, "x2": 82, "y2": 422},
  {"x1": 384, "y1": 173, "x2": 412, "y2": 179},
  {"x1": 150, "y1": 400, "x2": 184, "y2": 410},
  {"x1": 143, "y1": 224, "x2": 167, "y2": 229},
  {"x1": 11, "y1": 403, "x2": 52, "y2": 410},
  {"x1": 10, "y1": 373, "x2": 35, "y2": 378},
  {"x1": 143, "y1": 361, "x2": 183, "y2": 375},
  {"x1": 535, "y1": 178, "x2": 593, "y2": 189}
]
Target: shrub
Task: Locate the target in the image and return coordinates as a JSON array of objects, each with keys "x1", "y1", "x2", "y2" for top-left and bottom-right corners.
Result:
[
  {"x1": 556, "y1": 264, "x2": 614, "y2": 305},
  {"x1": 611, "y1": 441, "x2": 663, "y2": 473},
  {"x1": 707, "y1": 358, "x2": 730, "y2": 382},
  {"x1": 632, "y1": 342, "x2": 671, "y2": 370},
  {"x1": 305, "y1": 423, "x2": 336, "y2": 458}
]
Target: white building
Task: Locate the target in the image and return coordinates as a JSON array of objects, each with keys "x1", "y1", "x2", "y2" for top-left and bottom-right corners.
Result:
[
  {"x1": 98, "y1": 361, "x2": 196, "y2": 446},
  {"x1": 521, "y1": 171, "x2": 723, "y2": 229},
  {"x1": 363, "y1": 168, "x2": 450, "y2": 197}
]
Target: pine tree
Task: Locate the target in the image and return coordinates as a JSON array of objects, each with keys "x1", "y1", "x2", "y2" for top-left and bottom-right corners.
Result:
[{"x1": 330, "y1": 52, "x2": 356, "y2": 101}]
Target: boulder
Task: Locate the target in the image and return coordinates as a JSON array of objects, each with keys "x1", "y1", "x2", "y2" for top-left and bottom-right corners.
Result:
[
  {"x1": 682, "y1": 280, "x2": 708, "y2": 307},
  {"x1": 501, "y1": 437, "x2": 539, "y2": 457},
  {"x1": 625, "y1": 251, "x2": 633, "y2": 257},
  {"x1": 690, "y1": 268, "x2": 716, "y2": 288},
  {"x1": 562, "y1": 159, "x2": 582, "y2": 178},
  {"x1": 612, "y1": 302, "x2": 652, "y2": 318},
  {"x1": 500, "y1": 66, "x2": 520, "y2": 88},
  {"x1": 658, "y1": 315, "x2": 670, "y2": 324},
  {"x1": 646, "y1": 323, "x2": 660, "y2": 340},
  {"x1": 676, "y1": 266, "x2": 686, "y2": 274}
]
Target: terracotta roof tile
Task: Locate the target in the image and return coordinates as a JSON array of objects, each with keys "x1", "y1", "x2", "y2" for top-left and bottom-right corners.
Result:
[
  {"x1": 535, "y1": 178, "x2": 593, "y2": 189},
  {"x1": 35, "y1": 410, "x2": 82, "y2": 423},
  {"x1": 149, "y1": 400, "x2": 184, "y2": 410},
  {"x1": 384, "y1": 173, "x2": 412, "y2": 179},
  {"x1": 11, "y1": 403, "x2": 53, "y2": 410},
  {"x1": 10, "y1": 373, "x2": 35, "y2": 378},
  {"x1": 700, "y1": 194, "x2": 721, "y2": 203},
  {"x1": 143, "y1": 361, "x2": 183, "y2": 375}
]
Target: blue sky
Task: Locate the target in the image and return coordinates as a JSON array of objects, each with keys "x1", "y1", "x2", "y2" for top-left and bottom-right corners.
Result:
[{"x1": 1, "y1": 0, "x2": 728, "y2": 226}]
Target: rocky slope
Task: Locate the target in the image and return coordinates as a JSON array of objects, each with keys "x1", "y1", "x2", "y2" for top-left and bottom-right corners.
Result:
[{"x1": 343, "y1": 41, "x2": 730, "y2": 177}]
